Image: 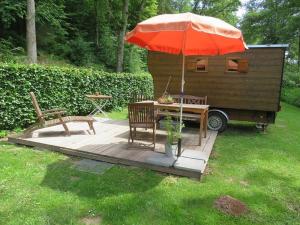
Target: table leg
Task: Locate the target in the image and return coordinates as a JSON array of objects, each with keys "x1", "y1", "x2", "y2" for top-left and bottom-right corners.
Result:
[
  {"x1": 199, "y1": 113, "x2": 203, "y2": 146},
  {"x1": 89, "y1": 99, "x2": 109, "y2": 117},
  {"x1": 204, "y1": 110, "x2": 208, "y2": 138},
  {"x1": 88, "y1": 108, "x2": 98, "y2": 116}
]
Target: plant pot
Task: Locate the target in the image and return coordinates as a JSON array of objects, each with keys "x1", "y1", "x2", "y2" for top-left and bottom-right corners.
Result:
[{"x1": 165, "y1": 143, "x2": 177, "y2": 157}]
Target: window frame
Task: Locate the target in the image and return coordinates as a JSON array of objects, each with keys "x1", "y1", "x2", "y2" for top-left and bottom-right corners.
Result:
[
  {"x1": 194, "y1": 57, "x2": 208, "y2": 73},
  {"x1": 225, "y1": 57, "x2": 240, "y2": 73},
  {"x1": 225, "y1": 57, "x2": 249, "y2": 73}
]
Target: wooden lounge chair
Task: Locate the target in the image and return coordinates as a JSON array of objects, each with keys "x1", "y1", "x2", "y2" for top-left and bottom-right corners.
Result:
[
  {"x1": 128, "y1": 102, "x2": 156, "y2": 149},
  {"x1": 25, "y1": 92, "x2": 96, "y2": 136}
]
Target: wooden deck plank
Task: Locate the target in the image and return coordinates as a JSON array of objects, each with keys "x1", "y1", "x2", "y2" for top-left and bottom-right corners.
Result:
[{"x1": 8, "y1": 119, "x2": 217, "y2": 179}]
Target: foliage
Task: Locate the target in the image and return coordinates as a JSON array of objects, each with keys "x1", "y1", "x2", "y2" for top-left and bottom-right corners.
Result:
[
  {"x1": 0, "y1": 0, "x2": 26, "y2": 27},
  {"x1": 283, "y1": 64, "x2": 300, "y2": 88},
  {"x1": 65, "y1": 35, "x2": 94, "y2": 66},
  {"x1": 0, "y1": 38, "x2": 25, "y2": 63},
  {"x1": 0, "y1": 63, "x2": 153, "y2": 130},
  {"x1": 0, "y1": 130, "x2": 7, "y2": 138},
  {"x1": 157, "y1": 0, "x2": 240, "y2": 24},
  {"x1": 282, "y1": 87, "x2": 300, "y2": 107},
  {"x1": 0, "y1": 103, "x2": 299, "y2": 224},
  {"x1": 241, "y1": 0, "x2": 300, "y2": 62},
  {"x1": 163, "y1": 115, "x2": 182, "y2": 144},
  {"x1": 0, "y1": 0, "x2": 244, "y2": 72},
  {"x1": 192, "y1": 0, "x2": 241, "y2": 25},
  {"x1": 282, "y1": 64, "x2": 300, "y2": 107}
]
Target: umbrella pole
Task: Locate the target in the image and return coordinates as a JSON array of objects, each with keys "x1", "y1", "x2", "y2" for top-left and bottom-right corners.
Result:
[{"x1": 177, "y1": 54, "x2": 185, "y2": 157}]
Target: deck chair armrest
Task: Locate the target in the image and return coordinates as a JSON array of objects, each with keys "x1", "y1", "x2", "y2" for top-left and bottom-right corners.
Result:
[
  {"x1": 43, "y1": 108, "x2": 66, "y2": 113},
  {"x1": 43, "y1": 110, "x2": 66, "y2": 117}
]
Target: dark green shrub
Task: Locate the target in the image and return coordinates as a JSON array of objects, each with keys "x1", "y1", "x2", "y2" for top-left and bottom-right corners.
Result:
[
  {"x1": 283, "y1": 65, "x2": 300, "y2": 88},
  {"x1": 66, "y1": 36, "x2": 94, "y2": 66},
  {"x1": 0, "y1": 38, "x2": 25, "y2": 63},
  {"x1": 0, "y1": 63, "x2": 153, "y2": 130},
  {"x1": 281, "y1": 87, "x2": 300, "y2": 107}
]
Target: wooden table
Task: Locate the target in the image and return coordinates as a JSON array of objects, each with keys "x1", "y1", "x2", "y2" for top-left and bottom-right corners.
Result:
[
  {"x1": 142, "y1": 101, "x2": 209, "y2": 146},
  {"x1": 86, "y1": 94, "x2": 112, "y2": 117}
]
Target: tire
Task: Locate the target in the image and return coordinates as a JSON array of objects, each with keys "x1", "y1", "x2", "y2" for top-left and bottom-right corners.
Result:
[{"x1": 208, "y1": 111, "x2": 228, "y2": 132}]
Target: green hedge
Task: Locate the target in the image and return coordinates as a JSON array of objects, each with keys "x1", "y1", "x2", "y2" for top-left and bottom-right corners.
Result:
[{"x1": 0, "y1": 64, "x2": 153, "y2": 130}]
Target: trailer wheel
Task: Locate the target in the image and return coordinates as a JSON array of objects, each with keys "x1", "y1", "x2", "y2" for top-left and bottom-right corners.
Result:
[{"x1": 208, "y1": 111, "x2": 227, "y2": 132}]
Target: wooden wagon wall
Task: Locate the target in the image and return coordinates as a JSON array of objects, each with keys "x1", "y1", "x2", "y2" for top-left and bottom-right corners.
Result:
[{"x1": 148, "y1": 48, "x2": 285, "y2": 112}]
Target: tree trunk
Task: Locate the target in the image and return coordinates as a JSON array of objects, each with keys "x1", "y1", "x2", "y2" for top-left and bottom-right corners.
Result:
[
  {"x1": 94, "y1": 0, "x2": 100, "y2": 48},
  {"x1": 26, "y1": 0, "x2": 37, "y2": 64},
  {"x1": 116, "y1": 0, "x2": 129, "y2": 72}
]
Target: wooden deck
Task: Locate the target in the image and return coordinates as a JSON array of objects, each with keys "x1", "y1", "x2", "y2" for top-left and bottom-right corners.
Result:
[{"x1": 8, "y1": 119, "x2": 217, "y2": 179}]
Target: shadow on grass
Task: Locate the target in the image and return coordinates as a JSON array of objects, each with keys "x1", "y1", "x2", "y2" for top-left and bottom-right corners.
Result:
[
  {"x1": 244, "y1": 168, "x2": 297, "y2": 188},
  {"x1": 40, "y1": 158, "x2": 164, "y2": 199},
  {"x1": 225, "y1": 123, "x2": 258, "y2": 134},
  {"x1": 185, "y1": 120, "x2": 259, "y2": 135}
]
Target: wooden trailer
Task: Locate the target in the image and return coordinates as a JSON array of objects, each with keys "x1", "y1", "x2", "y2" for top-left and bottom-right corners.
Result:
[{"x1": 147, "y1": 44, "x2": 288, "y2": 131}]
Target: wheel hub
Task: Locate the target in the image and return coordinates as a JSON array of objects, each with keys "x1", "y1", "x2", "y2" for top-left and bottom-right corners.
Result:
[{"x1": 208, "y1": 115, "x2": 223, "y2": 131}]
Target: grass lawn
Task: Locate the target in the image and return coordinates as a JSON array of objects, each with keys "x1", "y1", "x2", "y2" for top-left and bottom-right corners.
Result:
[{"x1": 0, "y1": 103, "x2": 299, "y2": 225}]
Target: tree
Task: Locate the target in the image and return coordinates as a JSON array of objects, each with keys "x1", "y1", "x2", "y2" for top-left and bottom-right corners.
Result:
[
  {"x1": 26, "y1": 0, "x2": 37, "y2": 64},
  {"x1": 192, "y1": 0, "x2": 240, "y2": 25},
  {"x1": 116, "y1": 0, "x2": 129, "y2": 72},
  {"x1": 241, "y1": 0, "x2": 300, "y2": 66}
]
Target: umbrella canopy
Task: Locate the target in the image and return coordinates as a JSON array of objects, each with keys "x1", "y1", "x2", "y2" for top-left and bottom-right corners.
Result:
[{"x1": 125, "y1": 12, "x2": 247, "y2": 56}]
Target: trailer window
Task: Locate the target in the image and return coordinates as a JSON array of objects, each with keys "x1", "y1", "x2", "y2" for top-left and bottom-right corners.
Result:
[
  {"x1": 195, "y1": 58, "x2": 208, "y2": 72},
  {"x1": 226, "y1": 58, "x2": 248, "y2": 73}
]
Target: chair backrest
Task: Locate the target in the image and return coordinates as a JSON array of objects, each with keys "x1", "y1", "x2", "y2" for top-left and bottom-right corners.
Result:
[
  {"x1": 128, "y1": 103, "x2": 155, "y2": 124},
  {"x1": 130, "y1": 93, "x2": 153, "y2": 103},
  {"x1": 29, "y1": 92, "x2": 44, "y2": 123},
  {"x1": 170, "y1": 95, "x2": 207, "y2": 105}
]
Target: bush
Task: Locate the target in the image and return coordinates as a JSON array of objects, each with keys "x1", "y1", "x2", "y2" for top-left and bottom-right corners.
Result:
[
  {"x1": 66, "y1": 36, "x2": 94, "y2": 66},
  {"x1": 0, "y1": 38, "x2": 25, "y2": 63},
  {"x1": 282, "y1": 65, "x2": 300, "y2": 88},
  {"x1": 0, "y1": 130, "x2": 8, "y2": 138},
  {"x1": 281, "y1": 87, "x2": 300, "y2": 107},
  {"x1": 0, "y1": 63, "x2": 153, "y2": 130}
]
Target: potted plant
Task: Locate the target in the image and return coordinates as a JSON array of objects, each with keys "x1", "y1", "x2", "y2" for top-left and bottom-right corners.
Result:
[
  {"x1": 163, "y1": 115, "x2": 182, "y2": 157},
  {"x1": 158, "y1": 94, "x2": 174, "y2": 104}
]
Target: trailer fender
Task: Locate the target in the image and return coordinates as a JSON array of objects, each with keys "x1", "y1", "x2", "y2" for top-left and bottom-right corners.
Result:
[
  {"x1": 208, "y1": 109, "x2": 229, "y2": 121},
  {"x1": 208, "y1": 109, "x2": 229, "y2": 132}
]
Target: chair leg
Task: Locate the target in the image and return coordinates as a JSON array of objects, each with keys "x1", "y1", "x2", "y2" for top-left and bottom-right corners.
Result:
[
  {"x1": 23, "y1": 124, "x2": 41, "y2": 138},
  {"x1": 88, "y1": 121, "x2": 96, "y2": 134},
  {"x1": 128, "y1": 126, "x2": 133, "y2": 143},
  {"x1": 134, "y1": 127, "x2": 137, "y2": 138},
  {"x1": 153, "y1": 124, "x2": 156, "y2": 150},
  {"x1": 61, "y1": 122, "x2": 70, "y2": 136}
]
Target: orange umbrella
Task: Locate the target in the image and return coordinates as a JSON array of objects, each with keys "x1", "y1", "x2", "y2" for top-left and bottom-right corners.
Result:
[
  {"x1": 125, "y1": 12, "x2": 246, "y2": 154},
  {"x1": 125, "y1": 12, "x2": 246, "y2": 55}
]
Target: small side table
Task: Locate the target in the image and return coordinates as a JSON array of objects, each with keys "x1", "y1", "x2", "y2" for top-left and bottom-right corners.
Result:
[{"x1": 86, "y1": 94, "x2": 112, "y2": 117}]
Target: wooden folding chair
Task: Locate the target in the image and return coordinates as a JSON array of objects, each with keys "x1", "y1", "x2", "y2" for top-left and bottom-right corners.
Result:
[{"x1": 128, "y1": 102, "x2": 156, "y2": 149}]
